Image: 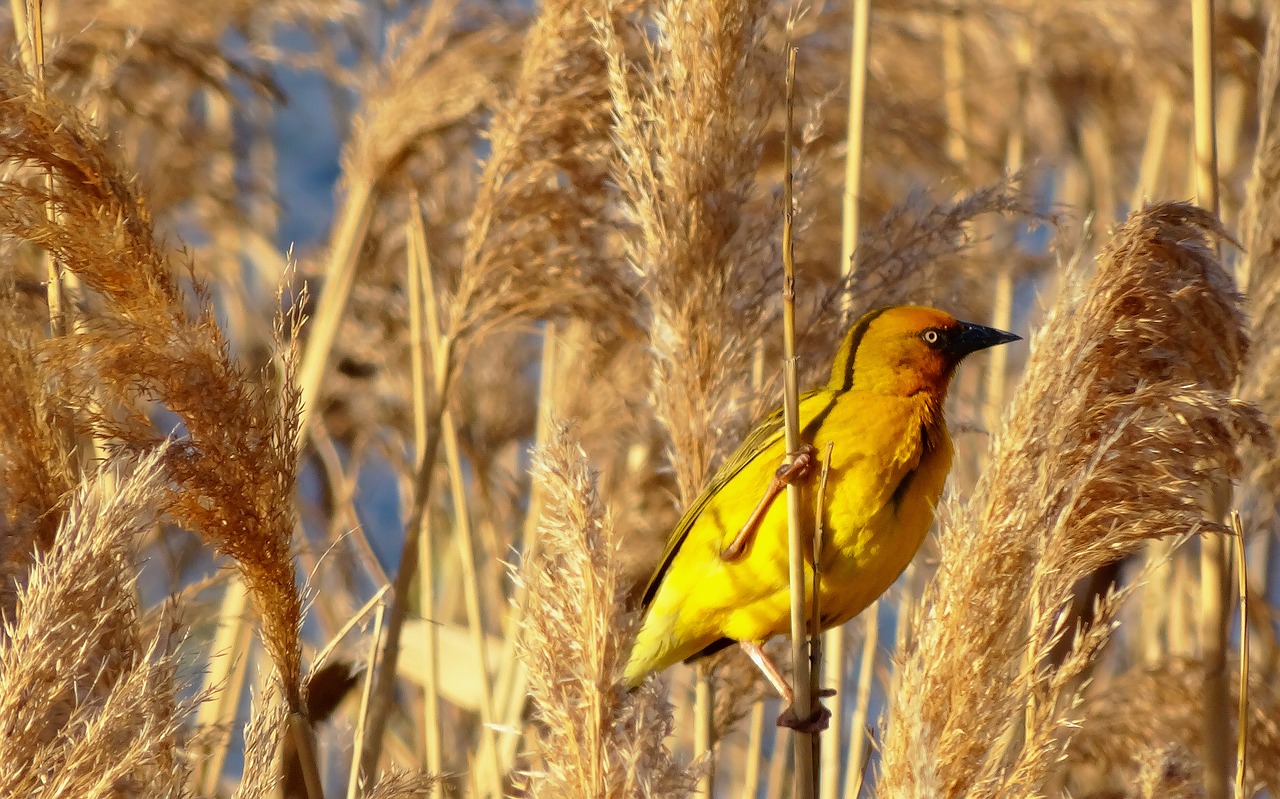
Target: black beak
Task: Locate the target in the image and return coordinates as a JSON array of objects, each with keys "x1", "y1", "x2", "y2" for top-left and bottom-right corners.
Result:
[{"x1": 949, "y1": 321, "x2": 1021, "y2": 357}]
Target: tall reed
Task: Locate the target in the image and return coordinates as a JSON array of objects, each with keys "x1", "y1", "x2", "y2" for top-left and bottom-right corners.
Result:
[
  {"x1": 879, "y1": 202, "x2": 1268, "y2": 799},
  {"x1": 516, "y1": 423, "x2": 693, "y2": 799}
]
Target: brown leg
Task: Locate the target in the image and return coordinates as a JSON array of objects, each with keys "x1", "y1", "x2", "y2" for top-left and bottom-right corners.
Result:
[
  {"x1": 721, "y1": 444, "x2": 819, "y2": 562},
  {"x1": 740, "y1": 641, "x2": 794, "y2": 703},
  {"x1": 738, "y1": 640, "x2": 834, "y2": 733}
]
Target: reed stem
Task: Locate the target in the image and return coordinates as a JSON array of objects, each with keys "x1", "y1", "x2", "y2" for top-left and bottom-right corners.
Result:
[
  {"x1": 1191, "y1": 3, "x2": 1231, "y2": 798},
  {"x1": 297, "y1": 179, "x2": 376, "y2": 437},
  {"x1": 348, "y1": 602, "x2": 387, "y2": 799},
  {"x1": 695, "y1": 671, "x2": 715, "y2": 798},
  {"x1": 841, "y1": 610, "x2": 878, "y2": 799},
  {"x1": 1232, "y1": 512, "x2": 1249, "y2": 799},
  {"x1": 407, "y1": 203, "x2": 444, "y2": 783},
  {"x1": 780, "y1": 46, "x2": 817, "y2": 799}
]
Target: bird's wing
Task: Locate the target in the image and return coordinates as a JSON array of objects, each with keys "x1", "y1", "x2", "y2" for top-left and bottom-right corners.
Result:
[{"x1": 640, "y1": 387, "x2": 832, "y2": 609}]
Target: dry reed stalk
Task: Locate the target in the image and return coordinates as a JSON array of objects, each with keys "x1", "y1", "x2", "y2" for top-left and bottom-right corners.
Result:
[
  {"x1": 349, "y1": 603, "x2": 386, "y2": 799},
  {"x1": 840, "y1": 0, "x2": 872, "y2": 286},
  {"x1": 878, "y1": 202, "x2": 1268, "y2": 799},
  {"x1": 742, "y1": 700, "x2": 767, "y2": 798},
  {"x1": 694, "y1": 670, "x2": 715, "y2": 797},
  {"x1": 516, "y1": 423, "x2": 692, "y2": 799},
  {"x1": 0, "y1": 450, "x2": 192, "y2": 798},
  {"x1": 941, "y1": 5, "x2": 969, "y2": 171},
  {"x1": 438, "y1": 402, "x2": 503, "y2": 794},
  {"x1": 14, "y1": 0, "x2": 70, "y2": 348},
  {"x1": 778, "y1": 44, "x2": 818, "y2": 799},
  {"x1": 1233, "y1": 513, "x2": 1248, "y2": 799},
  {"x1": 405, "y1": 204, "x2": 443, "y2": 781},
  {"x1": 825, "y1": 5, "x2": 871, "y2": 793},
  {"x1": 472, "y1": 324, "x2": 563, "y2": 780},
  {"x1": 980, "y1": 23, "x2": 1032, "y2": 436},
  {"x1": 1191, "y1": 4, "x2": 1232, "y2": 797},
  {"x1": 1131, "y1": 87, "x2": 1175, "y2": 209},
  {"x1": 360, "y1": 0, "x2": 635, "y2": 774},
  {"x1": 841, "y1": 614, "x2": 878, "y2": 799},
  {"x1": 195, "y1": 579, "x2": 252, "y2": 795}
]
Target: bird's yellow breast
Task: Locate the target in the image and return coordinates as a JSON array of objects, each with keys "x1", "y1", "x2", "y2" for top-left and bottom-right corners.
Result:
[{"x1": 625, "y1": 389, "x2": 951, "y2": 682}]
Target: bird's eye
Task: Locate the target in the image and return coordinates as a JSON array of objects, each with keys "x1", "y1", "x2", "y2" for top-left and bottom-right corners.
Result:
[{"x1": 922, "y1": 329, "x2": 942, "y2": 347}]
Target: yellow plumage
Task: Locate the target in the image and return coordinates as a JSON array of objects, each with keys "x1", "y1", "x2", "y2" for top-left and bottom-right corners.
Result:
[{"x1": 625, "y1": 305, "x2": 1018, "y2": 688}]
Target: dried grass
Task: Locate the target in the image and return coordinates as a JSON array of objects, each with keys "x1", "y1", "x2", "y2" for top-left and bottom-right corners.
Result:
[
  {"x1": 0, "y1": 64, "x2": 307, "y2": 711},
  {"x1": 600, "y1": 0, "x2": 774, "y2": 499},
  {"x1": 0, "y1": 294, "x2": 74, "y2": 621},
  {"x1": 879, "y1": 202, "x2": 1269, "y2": 799},
  {"x1": 516, "y1": 423, "x2": 693, "y2": 799},
  {"x1": 0, "y1": 450, "x2": 192, "y2": 799},
  {"x1": 1064, "y1": 658, "x2": 1280, "y2": 798}
]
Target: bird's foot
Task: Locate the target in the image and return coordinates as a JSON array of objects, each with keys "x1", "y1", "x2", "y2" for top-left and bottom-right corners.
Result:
[
  {"x1": 721, "y1": 444, "x2": 821, "y2": 563},
  {"x1": 776, "y1": 701, "x2": 832, "y2": 734},
  {"x1": 775, "y1": 443, "x2": 819, "y2": 484}
]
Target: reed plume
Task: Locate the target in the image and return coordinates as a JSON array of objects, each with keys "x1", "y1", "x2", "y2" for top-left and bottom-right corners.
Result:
[
  {"x1": 0, "y1": 65, "x2": 306, "y2": 712},
  {"x1": 878, "y1": 202, "x2": 1268, "y2": 799},
  {"x1": 232, "y1": 686, "x2": 289, "y2": 799},
  {"x1": 0, "y1": 450, "x2": 191, "y2": 799},
  {"x1": 599, "y1": 0, "x2": 773, "y2": 498},
  {"x1": 516, "y1": 423, "x2": 692, "y2": 799},
  {"x1": 0, "y1": 298, "x2": 74, "y2": 621},
  {"x1": 1064, "y1": 658, "x2": 1280, "y2": 796}
]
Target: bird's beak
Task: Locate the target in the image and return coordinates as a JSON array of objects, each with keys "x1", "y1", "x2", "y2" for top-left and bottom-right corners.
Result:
[{"x1": 950, "y1": 321, "x2": 1021, "y2": 357}]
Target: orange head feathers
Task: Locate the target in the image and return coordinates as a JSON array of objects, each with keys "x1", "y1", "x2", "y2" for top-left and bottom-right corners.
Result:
[{"x1": 827, "y1": 305, "x2": 1020, "y2": 397}]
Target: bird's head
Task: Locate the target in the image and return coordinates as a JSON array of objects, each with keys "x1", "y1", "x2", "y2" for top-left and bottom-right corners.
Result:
[{"x1": 828, "y1": 305, "x2": 1020, "y2": 397}]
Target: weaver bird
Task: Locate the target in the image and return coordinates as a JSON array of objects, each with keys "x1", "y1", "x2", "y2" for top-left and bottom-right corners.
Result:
[{"x1": 624, "y1": 305, "x2": 1019, "y2": 730}]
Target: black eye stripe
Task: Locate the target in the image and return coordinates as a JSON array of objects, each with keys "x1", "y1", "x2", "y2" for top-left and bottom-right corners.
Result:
[{"x1": 921, "y1": 328, "x2": 945, "y2": 348}]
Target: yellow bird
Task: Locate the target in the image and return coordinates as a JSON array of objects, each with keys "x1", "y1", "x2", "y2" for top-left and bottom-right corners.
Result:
[{"x1": 624, "y1": 305, "x2": 1019, "y2": 729}]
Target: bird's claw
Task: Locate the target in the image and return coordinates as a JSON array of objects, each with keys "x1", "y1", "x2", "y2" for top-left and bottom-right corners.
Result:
[
  {"x1": 776, "y1": 701, "x2": 832, "y2": 734},
  {"x1": 775, "y1": 443, "x2": 819, "y2": 483}
]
